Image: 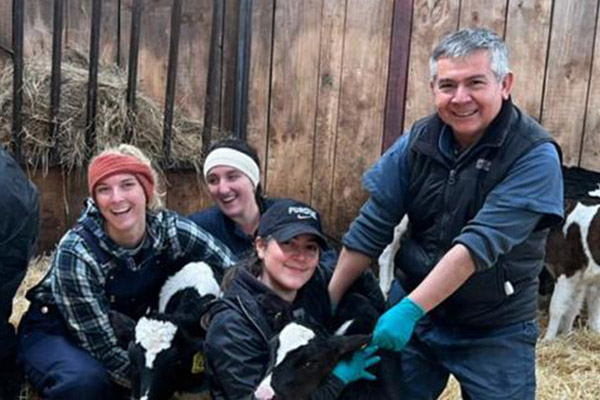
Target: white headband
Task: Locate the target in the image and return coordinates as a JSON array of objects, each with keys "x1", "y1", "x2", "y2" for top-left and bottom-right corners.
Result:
[{"x1": 203, "y1": 148, "x2": 260, "y2": 188}]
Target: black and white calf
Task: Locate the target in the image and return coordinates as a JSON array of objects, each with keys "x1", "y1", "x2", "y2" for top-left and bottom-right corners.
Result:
[
  {"x1": 128, "y1": 261, "x2": 221, "y2": 400},
  {"x1": 253, "y1": 322, "x2": 371, "y2": 400},
  {"x1": 542, "y1": 167, "x2": 600, "y2": 340},
  {"x1": 254, "y1": 293, "x2": 381, "y2": 400}
]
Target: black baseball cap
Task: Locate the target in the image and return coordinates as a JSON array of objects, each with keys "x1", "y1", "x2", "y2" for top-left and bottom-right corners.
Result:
[{"x1": 257, "y1": 199, "x2": 327, "y2": 249}]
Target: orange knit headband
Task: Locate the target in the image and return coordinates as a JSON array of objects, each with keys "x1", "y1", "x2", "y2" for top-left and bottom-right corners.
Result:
[{"x1": 87, "y1": 153, "x2": 154, "y2": 201}]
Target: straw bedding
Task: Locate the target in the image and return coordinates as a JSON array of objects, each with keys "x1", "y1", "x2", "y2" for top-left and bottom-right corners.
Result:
[
  {"x1": 11, "y1": 257, "x2": 600, "y2": 399},
  {"x1": 0, "y1": 52, "x2": 212, "y2": 174}
]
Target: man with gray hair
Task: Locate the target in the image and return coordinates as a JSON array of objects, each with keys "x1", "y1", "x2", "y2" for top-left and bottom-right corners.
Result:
[{"x1": 328, "y1": 27, "x2": 563, "y2": 398}]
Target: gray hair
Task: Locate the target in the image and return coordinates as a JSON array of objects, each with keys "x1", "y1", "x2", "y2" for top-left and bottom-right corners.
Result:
[{"x1": 429, "y1": 28, "x2": 509, "y2": 82}]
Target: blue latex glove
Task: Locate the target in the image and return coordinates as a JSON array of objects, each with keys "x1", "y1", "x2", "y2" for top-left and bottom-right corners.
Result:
[
  {"x1": 332, "y1": 345, "x2": 381, "y2": 385},
  {"x1": 372, "y1": 297, "x2": 425, "y2": 352}
]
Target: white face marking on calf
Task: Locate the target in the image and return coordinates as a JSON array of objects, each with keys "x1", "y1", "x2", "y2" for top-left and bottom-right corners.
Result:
[
  {"x1": 254, "y1": 323, "x2": 315, "y2": 399},
  {"x1": 274, "y1": 323, "x2": 316, "y2": 366},
  {"x1": 254, "y1": 375, "x2": 275, "y2": 400},
  {"x1": 135, "y1": 317, "x2": 178, "y2": 369},
  {"x1": 589, "y1": 184, "x2": 600, "y2": 198},
  {"x1": 158, "y1": 262, "x2": 221, "y2": 312}
]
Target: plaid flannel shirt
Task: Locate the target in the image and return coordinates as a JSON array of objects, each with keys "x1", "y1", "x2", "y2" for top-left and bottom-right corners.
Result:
[{"x1": 30, "y1": 199, "x2": 236, "y2": 387}]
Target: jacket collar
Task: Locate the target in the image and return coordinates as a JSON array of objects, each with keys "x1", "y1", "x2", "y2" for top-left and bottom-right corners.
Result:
[
  {"x1": 226, "y1": 269, "x2": 295, "y2": 336},
  {"x1": 439, "y1": 97, "x2": 515, "y2": 157},
  {"x1": 414, "y1": 97, "x2": 516, "y2": 166}
]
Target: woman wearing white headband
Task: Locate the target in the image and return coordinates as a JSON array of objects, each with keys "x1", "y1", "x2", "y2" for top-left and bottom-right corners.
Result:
[
  {"x1": 190, "y1": 139, "x2": 385, "y2": 314},
  {"x1": 189, "y1": 138, "x2": 277, "y2": 256}
]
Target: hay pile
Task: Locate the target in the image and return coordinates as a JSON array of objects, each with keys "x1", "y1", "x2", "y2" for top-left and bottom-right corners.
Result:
[
  {"x1": 0, "y1": 52, "x2": 210, "y2": 173},
  {"x1": 11, "y1": 259, "x2": 600, "y2": 399},
  {"x1": 439, "y1": 313, "x2": 600, "y2": 399}
]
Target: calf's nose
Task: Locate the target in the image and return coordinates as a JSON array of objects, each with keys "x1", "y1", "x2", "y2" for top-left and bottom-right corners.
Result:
[{"x1": 254, "y1": 384, "x2": 275, "y2": 400}]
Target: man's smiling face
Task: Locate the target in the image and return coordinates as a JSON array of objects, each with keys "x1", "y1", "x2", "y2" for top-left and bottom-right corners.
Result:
[{"x1": 431, "y1": 50, "x2": 513, "y2": 149}]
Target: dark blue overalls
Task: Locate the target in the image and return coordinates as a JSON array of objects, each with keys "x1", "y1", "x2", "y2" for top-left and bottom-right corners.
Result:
[{"x1": 18, "y1": 225, "x2": 178, "y2": 400}]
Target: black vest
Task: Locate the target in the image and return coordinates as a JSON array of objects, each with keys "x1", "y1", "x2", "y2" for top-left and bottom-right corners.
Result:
[{"x1": 396, "y1": 100, "x2": 561, "y2": 327}]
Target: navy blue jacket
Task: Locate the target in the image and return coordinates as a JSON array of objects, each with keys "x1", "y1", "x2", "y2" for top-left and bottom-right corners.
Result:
[
  {"x1": 188, "y1": 198, "x2": 277, "y2": 257},
  {"x1": 344, "y1": 99, "x2": 563, "y2": 327}
]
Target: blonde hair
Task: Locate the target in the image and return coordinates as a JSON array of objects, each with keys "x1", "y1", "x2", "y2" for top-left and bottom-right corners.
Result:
[{"x1": 91, "y1": 144, "x2": 165, "y2": 210}]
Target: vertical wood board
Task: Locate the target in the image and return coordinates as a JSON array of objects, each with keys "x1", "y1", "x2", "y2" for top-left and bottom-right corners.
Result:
[
  {"x1": 541, "y1": 0, "x2": 597, "y2": 166},
  {"x1": 458, "y1": 0, "x2": 508, "y2": 33},
  {"x1": 266, "y1": 0, "x2": 322, "y2": 203},
  {"x1": 404, "y1": 0, "x2": 460, "y2": 129},
  {"x1": 166, "y1": 170, "x2": 212, "y2": 215},
  {"x1": 121, "y1": 0, "x2": 212, "y2": 122},
  {"x1": 0, "y1": 0, "x2": 10, "y2": 69},
  {"x1": 581, "y1": 1, "x2": 600, "y2": 171},
  {"x1": 330, "y1": 0, "x2": 394, "y2": 236},
  {"x1": 172, "y1": 0, "x2": 213, "y2": 121},
  {"x1": 63, "y1": 168, "x2": 88, "y2": 230},
  {"x1": 383, "y1": 0, "x2": 414, "y2": 151},
  {"x1": 504, "y1": 0, "x2": 552, "y2": 120},
  {"x1": 246, "y1": 0, "x2": 275, "y2": 182},
  {"x1": 32, "y1": 168, "x2": 66, "y2": 253},
  {"x1": 65, "y1": 0, "x2": 120, "y2": 65},
  {"x1": 219, "y1": 0, "x2": 240, "y2": 134},
  {"x1": 125, "y1": 0, "x2": 171, "y2": 107},
  {"x1": 22, "y1": 1, "x2": 55, "y2": 61},
  {"x1": 310, "y1": 0, "x2": 346, "y2": 230}
]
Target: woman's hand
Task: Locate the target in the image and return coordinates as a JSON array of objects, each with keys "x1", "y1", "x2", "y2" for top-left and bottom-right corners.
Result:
[{"x1": 332, "y1": 345, "x2": 381, "y2": 385}]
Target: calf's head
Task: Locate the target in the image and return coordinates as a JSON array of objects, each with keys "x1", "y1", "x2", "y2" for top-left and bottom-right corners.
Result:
[
  {"x1": 129, "y1": 315, "x2": 208, "y2": 400},
  {"x1": 254, "y1": 322, "x2": 371, "y2": 400}
]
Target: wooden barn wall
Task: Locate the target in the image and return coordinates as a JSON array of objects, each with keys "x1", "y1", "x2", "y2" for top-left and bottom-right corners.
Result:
[
  {"x1": 1, "y1": 0, "x2": 600, "y2": 253},
  {"x1": 404, "y1": 0, "x2": 600, "y2": 170}
]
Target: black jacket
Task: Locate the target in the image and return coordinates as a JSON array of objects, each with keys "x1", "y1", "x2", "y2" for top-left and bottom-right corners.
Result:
[
  {"x1": 0, "y1": 144, "x2": 39, "y2": 360},
  {"x1": 204, "y1": 265, "x2": 346, "y2": 400},
  {"x1": 398, "y1": 99, "x2": 561, "y2": 326},
  {"x1": 205, "y1": 261, "x2": 385, "y2": 400}
]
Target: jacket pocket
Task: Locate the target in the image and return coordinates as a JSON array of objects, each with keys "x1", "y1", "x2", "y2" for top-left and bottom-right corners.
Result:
[{"x1": 448, "y1": 263, "x2": 506, "y2": 306}]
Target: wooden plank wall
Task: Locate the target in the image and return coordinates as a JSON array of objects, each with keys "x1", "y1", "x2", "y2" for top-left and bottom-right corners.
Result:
[
  {"x1": 404, "y1": 0, "x2": 600, "y2": 172},
  {"x1": 2, "y1": 0, "x2": 600, "y2": 252},
  {"x1": 0, "y1": 2, "x2": 11, "y2": 71}
]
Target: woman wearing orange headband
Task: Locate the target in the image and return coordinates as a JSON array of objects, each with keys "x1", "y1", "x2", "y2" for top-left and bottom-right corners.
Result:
[{"x1": 17, "y1": 144, "x2": 235, "y2": 400}]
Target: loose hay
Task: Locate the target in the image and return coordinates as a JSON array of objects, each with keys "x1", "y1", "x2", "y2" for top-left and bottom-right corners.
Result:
[
  {"x1": 440, "y1": 312, "x2": 600, "y2": 400},
  {"x1": 9, "y1": 255, "x2": 51, "y2": 328},
  {"x1": 12, "y1": 258, "x2": 600, "y2": 399},
  {"x1": 0, "y1": 52, "x2": 222, "y2": 174}
]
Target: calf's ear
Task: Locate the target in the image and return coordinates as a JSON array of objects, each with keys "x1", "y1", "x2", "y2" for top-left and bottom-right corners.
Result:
[{"x1": 330, "y1": 334, "x2": 372, "y2": 356}]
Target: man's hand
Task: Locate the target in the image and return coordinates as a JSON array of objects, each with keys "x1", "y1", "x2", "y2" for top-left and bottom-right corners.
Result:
[{"x1": 372, "y1": 297, "x2": 425, "y2": 352}]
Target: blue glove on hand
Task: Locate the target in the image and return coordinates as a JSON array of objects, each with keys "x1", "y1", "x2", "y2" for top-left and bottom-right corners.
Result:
[
  {"x1": 372, "y1": 297, "x2": 425, "y2": 352},
  {"x1": 332, "y1": 345, "x2": 381, "y2": 385}
]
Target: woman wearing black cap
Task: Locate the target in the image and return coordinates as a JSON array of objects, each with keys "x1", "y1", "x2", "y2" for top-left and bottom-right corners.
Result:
[{"x1": 204, "y1": 199, "x2": 379, "y2": 400}]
